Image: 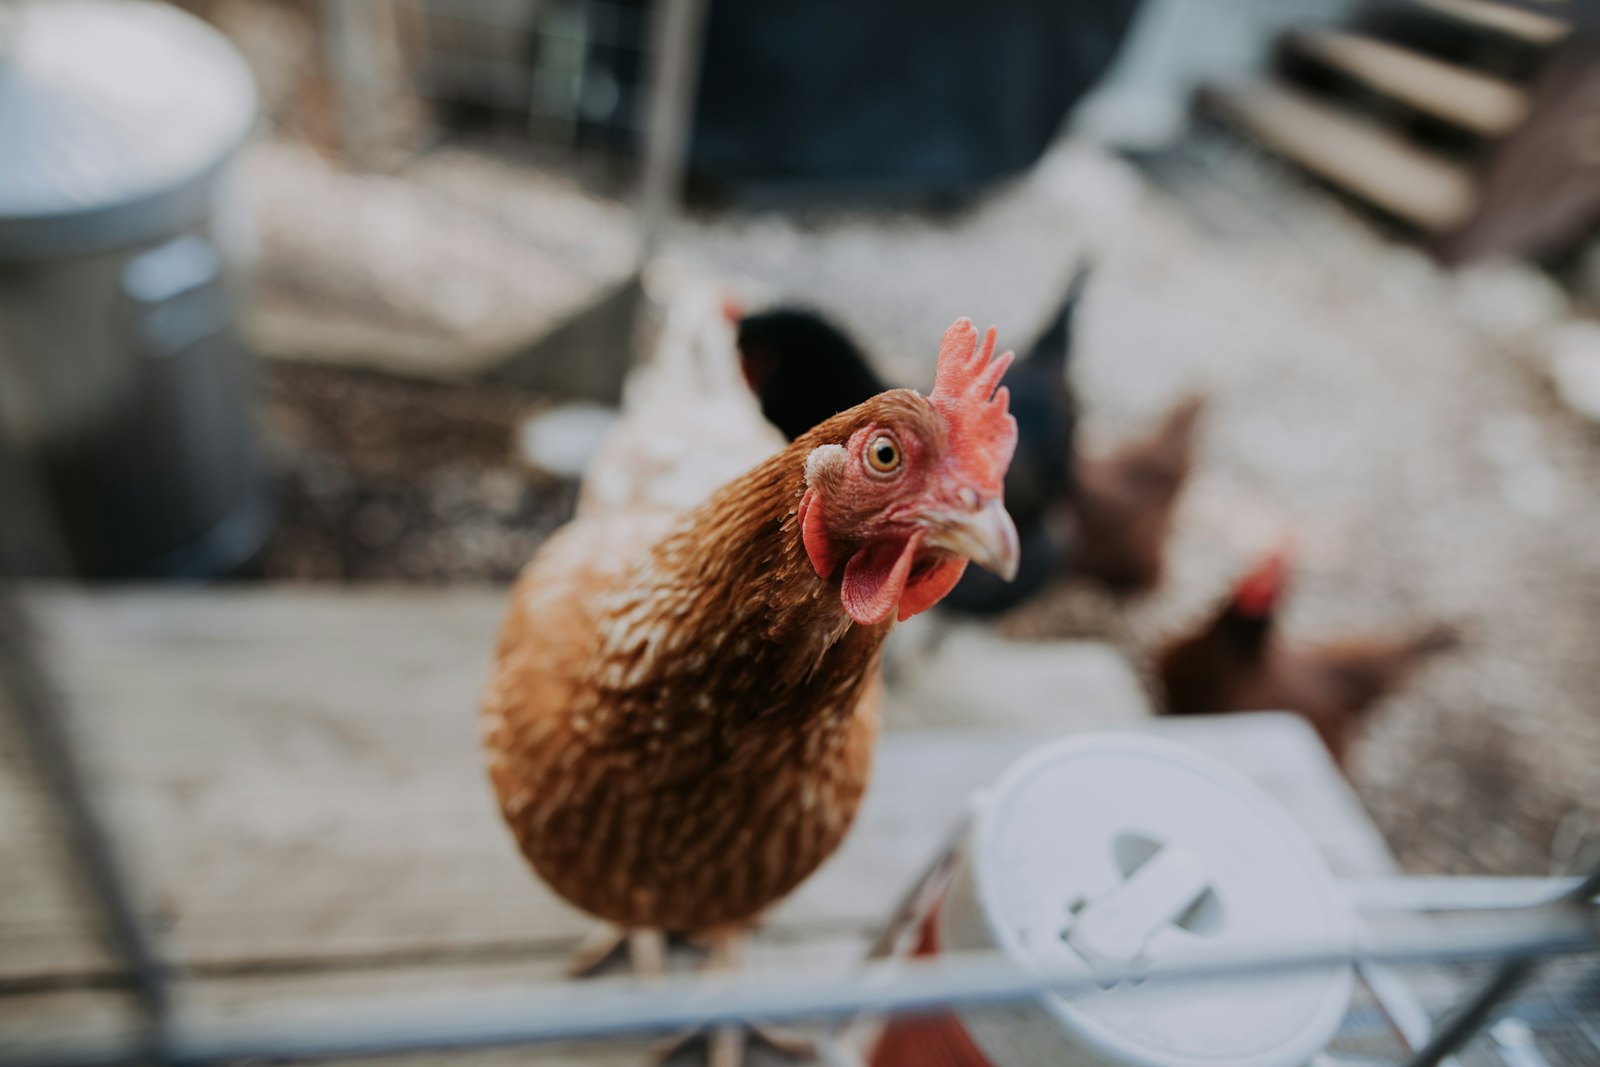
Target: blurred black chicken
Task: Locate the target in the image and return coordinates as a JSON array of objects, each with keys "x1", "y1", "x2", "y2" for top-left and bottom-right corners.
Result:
[
  {"x1": 738, "y1": 265, "x2": 1095, "y2": 615},
  {"x1": 735, "y1": 309, "x2": 889, "y2": 441}
]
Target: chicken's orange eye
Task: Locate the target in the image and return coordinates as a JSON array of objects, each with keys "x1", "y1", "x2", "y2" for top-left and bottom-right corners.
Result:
[{"x1": 865, "y1": 435, "x2": 901, "y2": 474}]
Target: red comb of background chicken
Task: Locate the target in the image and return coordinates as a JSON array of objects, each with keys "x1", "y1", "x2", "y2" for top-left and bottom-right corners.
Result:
[
  {"x1": 1234, "y1": 548, "x2": 1291, "y2": 618},
  {"x1": 929, "y1": 318, "x2": 1018, "y2": 497}
]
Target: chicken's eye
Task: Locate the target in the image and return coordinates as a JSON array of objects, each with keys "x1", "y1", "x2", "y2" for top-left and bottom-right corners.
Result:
[{"x1": 865, "y1": 435, "x2": 901, "y2": 474}]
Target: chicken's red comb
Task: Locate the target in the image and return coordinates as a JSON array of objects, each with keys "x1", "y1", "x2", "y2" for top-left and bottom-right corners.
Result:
[
  {"x1": 1233, "y1": 549, "x2": 1291, "y2": 618},
  {"x1": 929, "y1": 318, "x2": 1018, "y2": 495}
]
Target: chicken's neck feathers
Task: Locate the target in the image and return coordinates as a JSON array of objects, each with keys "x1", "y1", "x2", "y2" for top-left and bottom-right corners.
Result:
[{"x1": 589, "y1": 443, "x2": 880, "y2": 742}]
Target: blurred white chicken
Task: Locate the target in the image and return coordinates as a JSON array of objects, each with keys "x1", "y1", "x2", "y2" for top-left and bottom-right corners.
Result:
[{"x1": 576, "y1": 272, "x2": 785, "y2": 517}]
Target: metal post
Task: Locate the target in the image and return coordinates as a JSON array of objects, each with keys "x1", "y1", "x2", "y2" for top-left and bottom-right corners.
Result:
[
  {"x1": 320, "y1": 0, "x2": 384, "y2": 168},
  {"x1": 1401, "y1": 861, "x2": 1600, "y2": 1067},
  {"x1": 0, "y1": 586, "x2": 172, "y2": 1060},
  {"x1": 636, "y1": 0, "x2": 710, "y2": 256},
  {"x1": 1402, "y1": 958, "x2": 1538, "y2": 1067}
]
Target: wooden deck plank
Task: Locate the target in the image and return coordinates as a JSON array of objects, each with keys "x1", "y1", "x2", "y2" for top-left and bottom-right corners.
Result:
[
  {"x1": 1201, "y1": 81, "x2": 1479, "y2": 232},
  {"x1": 0, "y1": 987, "x2": 138, "y2": 1053},
  {"x1": 1412, "y1": 0, "x2": 1572, "y2": 45},
  {"x1": 1287, "y1": 28, "x2": 1530, "y2": 136},
  {"x1": 0, "y1": 692, "x2": 121, "y2": 982},
  {"x1": 3, "y1": 588, "x2": 1392, "y2": 1000}
]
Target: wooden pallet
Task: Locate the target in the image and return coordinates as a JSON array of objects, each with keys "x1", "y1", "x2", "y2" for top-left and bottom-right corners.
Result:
[
  {"x1": 1199, "y1": 0, "x2": 1600, "y2": 263},
  {"x1": 1284, "y1": 27, "x2": 1529, "y2": 136},
  {"x1": 1411, "y1": 0, "x2": 1571, "y2": 45},
  {"x1": 1199, "y1": 81, "x2": 1477, "y2": 232}
]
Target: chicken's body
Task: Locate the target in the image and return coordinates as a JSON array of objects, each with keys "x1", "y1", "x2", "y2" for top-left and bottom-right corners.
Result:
[
  {"x1": 484, "y1": 452, "x2": 884, "y2": 932},
  {"x1": 483, "y1": 291, "x2": 1019, "y2": 942}
]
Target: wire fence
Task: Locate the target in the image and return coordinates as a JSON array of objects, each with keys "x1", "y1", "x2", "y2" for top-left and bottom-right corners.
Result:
[
  {"x1": 308, "y1": 0, "x2": 663, "y2": 176},
  {"x1": 408, "y1": 0, "x2": 653, "y2": 153}
]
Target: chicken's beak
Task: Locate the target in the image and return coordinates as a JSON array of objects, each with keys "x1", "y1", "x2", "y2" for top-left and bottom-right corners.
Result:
[{"x1": 923, "y1": 498, "x2": 1021, "y2": 581}]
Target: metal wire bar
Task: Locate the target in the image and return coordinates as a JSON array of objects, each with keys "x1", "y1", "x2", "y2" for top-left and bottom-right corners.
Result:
[
  {"x1": 1345, "y1": 877, "x2": 1590, "y2": 912},
  {"x1": 5, "y1": 902, "x2": 1595, "y2": 1067},
  {"x1": 1567, "y1": 863, "x2": 1600, "y2": 906},
  {"x1": 1357, "y1": 959, "x2": 1445, "y2": 1055},
  {"x1": 820, "y1": 810, "x2": 974, "y2": 1060},
  {"x1": 0, "y1": 587, "x2": 172, "y2": 1059},
  {"x1": 857, "y1": 808, "x2": 973, "y2": 962},
  {"x1": 635, "y1": 0, "x2": 708, "y2": 253},
  {"x1": 1403, "y1": 958, "x2": 1540, "y2": 1067},
  {"x1": 1400, "y1": 864, "x2": 1600, "y2": 1067}
]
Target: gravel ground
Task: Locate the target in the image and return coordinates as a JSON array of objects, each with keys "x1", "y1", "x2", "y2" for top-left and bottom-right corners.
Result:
[
  {"x1": 253, "y1": 133, "x2": 1600, "y2": 876},
  {"x1": 256, "y1": 363, "x2": 575, "y2": 582}
]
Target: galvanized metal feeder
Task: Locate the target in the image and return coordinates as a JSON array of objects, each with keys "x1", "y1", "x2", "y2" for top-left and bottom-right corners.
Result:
[{"x1": 0, "y1": 0, "x2": 267, "y2": 577}]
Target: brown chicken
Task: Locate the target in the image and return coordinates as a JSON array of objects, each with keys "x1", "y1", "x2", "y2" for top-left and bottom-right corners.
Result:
[
  {"x1": 1156, "y1": 551, "x2": 1458, "y2": 767},
  {"x1": 1071, "y1": 393, "x2": 1206, "y2": 591},
  {"x1": 481, "y1": 288, "x2": 1020, "y2": 1057}
]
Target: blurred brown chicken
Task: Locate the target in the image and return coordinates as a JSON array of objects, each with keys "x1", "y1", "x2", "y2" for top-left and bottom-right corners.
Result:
[
  {"x1": 1070, "y1": 393, "x2": 1206, "y2": 591},
  {"x1": 481, "y1": 288, "x2": 1020, "y2": 1064},
  {"x1": 1156, "y1": 551, "x2": 1458, "y2": 767}
]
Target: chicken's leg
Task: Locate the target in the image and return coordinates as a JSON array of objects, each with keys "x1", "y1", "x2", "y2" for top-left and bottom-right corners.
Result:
[
  {"x1": 566, "y1": 924, "x2": 667, "y2": 979},
  {"x1": 656, "y1": 928, "x2": 814, "y2": 1067}
]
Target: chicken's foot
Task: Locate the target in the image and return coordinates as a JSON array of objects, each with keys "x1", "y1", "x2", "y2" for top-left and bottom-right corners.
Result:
[
  {"x1": 566, "y1": 924, "x2": 669, "y2": 979},
  {"x1": 655, "y1": 928, "x2": 815, "y2": 1067}
]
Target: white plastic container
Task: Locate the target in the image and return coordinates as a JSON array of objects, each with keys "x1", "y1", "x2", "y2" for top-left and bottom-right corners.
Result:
[{"x1": 941, "y1": 734, "x2": 1353, "y2": 1067}]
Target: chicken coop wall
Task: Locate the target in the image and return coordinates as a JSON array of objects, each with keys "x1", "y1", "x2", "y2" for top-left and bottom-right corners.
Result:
[{"x1": 310, "y1": 0, "x2": 658, "y2": 176}]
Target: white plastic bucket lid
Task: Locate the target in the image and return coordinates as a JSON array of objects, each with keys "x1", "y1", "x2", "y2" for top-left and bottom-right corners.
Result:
[{"x1": 942, "y1": 733, "x2": 1353, "y2": 1067}]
